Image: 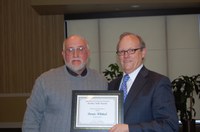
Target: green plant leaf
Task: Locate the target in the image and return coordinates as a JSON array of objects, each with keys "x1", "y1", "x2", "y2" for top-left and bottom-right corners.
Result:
[
  {"x1": 172, "y1": 74, "x2": 200, "y2": 120},
  {"x1": 102, "y1": 63, "x2": 122, "y2": 82}
]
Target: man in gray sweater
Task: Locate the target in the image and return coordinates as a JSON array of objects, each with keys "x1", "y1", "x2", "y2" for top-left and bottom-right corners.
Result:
[{"x1": 22, "y1": 35, "x2": 108, "y2": 132}]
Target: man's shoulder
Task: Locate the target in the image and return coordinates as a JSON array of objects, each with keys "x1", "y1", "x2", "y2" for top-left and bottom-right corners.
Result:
[
  {"x1": 141, "y1": 66, "x2": 167, "y2": 78},
  {"x1": 145, "y1": 69, "x2": 170, "y2": 83},
  {"x1": 148, "y1": 70, "x2": 168, "y2": 78},
  {"x1": 108, "y1": 76, "x2": 122, "y2": 90},
  {"x1": 87, "y1": 67, "x2": 107, "y2": 81},
  {"x1": 87, "y1": 67, "x2": 102, "y2": 76},
  {"x1": 39, "y1": 65, "x2": 65, "y2": 78}
]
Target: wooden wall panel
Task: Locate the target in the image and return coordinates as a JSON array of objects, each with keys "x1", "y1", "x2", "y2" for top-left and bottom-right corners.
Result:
[
  {"x1": 0, "y1": 97, "x2": 27, "y2": 122},
  {"x1": 0, "y1": 0, "x2": 64, "y2": 94}
]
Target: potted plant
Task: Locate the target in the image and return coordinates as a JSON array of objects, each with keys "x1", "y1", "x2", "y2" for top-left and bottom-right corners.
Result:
[
  {"x1": 103, "y1": 63, "x2": 123, "y2": 82},
  {"x1": 172, "y1": 74, "x2": 200, "y2": 132}
]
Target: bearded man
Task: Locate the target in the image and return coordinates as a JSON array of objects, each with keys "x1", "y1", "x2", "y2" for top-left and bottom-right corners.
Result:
[{"x1": 22, "y1": 35, "x2": 108, "y2": 132}]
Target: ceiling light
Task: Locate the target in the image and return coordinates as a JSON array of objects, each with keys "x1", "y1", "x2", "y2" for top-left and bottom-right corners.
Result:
[{"x1": 131, "y1": 5, "x2": 140, "y2": 8}]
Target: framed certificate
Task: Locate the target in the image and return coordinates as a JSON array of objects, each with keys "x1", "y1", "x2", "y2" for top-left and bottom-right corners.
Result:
[{"x1": 70, "y1": 90, "x2": 123, "y2": 132}]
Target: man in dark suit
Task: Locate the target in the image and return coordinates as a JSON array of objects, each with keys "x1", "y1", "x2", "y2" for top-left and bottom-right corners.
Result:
[{"x1": 109, "y1": 32, "x2": 179, "y2": 132}]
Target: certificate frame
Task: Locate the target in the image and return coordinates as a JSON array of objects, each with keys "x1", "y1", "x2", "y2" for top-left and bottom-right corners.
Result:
[{"x1": 70, "y1": 90, "x2": 123, "y2": 132}]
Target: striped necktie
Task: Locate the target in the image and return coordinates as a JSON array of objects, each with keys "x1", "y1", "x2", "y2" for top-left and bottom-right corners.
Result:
[{"x1": 120, "y1": 74, "x2": 130, "y2": 102}]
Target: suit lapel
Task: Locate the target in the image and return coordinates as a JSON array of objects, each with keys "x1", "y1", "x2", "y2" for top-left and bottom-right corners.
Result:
[
  {"x1": 124, "y1": 67, "x2": 149, "y2": 115},
  {"x1": 112, "y1": 77, "x2": 122, "y2": 90}
]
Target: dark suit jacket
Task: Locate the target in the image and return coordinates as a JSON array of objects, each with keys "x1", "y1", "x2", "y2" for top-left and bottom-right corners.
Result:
[{"x1": 109, "y1": 66, "x2": 179, "y2": 132}]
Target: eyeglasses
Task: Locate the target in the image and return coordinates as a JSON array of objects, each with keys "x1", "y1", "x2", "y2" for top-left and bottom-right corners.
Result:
[
  {"x1": 116, "y1": 47, "x2": 143, "y2": 56},
  {"x1": 65, "y1": 46, "x2": 86, "y2": 55}
]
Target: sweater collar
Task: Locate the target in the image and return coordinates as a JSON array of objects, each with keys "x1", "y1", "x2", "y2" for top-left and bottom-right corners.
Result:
[{"x1": 66, "y1": 66, "x2": 87, "y2": 77}]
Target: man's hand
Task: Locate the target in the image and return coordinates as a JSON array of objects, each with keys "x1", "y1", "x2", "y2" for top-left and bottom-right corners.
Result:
[{"x1": 109, "y1": 124, "x2": 129, "y2": 132}]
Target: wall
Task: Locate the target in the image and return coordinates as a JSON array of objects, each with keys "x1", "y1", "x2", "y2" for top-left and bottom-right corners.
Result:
[{"x1": 0, "y1": 0, "x2": 64, "y2": 127}]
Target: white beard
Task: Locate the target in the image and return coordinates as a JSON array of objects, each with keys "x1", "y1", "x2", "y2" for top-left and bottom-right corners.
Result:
[{"x1": 65, "y1": 58, "x2": 87, "y2": 73}]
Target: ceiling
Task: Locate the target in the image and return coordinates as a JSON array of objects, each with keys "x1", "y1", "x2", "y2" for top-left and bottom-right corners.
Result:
[{"x1": 31, "y1": 0, "x2": 200, "y2": 18}]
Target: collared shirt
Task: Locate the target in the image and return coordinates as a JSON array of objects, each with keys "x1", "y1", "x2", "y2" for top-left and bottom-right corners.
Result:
[
  {"x1": 66, "y1": 67, "x2": 87, "y2": 77},
  {"x1": 120, "y1": 64, "x2": 143, "y2": 94}
]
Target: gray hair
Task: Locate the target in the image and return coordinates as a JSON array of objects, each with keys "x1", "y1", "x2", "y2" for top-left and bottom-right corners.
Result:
[
  {"x1": 117, "y1": 32, "x2": 146, "y2": 50},
  {"x1": 62, "y1": 35, "x2": 89, "y2": 51}
]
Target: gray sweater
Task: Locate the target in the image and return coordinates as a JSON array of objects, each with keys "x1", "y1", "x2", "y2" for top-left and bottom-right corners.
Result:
[{"x1": 22, "y1": 65, "x2": 108, "y2": 132}]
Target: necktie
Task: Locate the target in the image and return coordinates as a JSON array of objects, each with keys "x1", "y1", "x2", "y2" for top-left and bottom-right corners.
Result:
[{"x1": 120, "y1": 74, "x2": 130, "y2": 102}]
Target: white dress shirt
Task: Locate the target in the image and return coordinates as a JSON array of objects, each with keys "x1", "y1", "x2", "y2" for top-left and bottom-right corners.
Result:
[{"x1": 120, "y1": 64, "x2": 143, "y2": 94}]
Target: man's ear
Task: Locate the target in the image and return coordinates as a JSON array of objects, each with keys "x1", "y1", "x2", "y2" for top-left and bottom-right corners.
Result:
[
  {"x1": 62, "y1": 51, "x2": 66, "y2": 60},
  {"x1": 142, "y1": 48, "x2": 147, "y2": 58},
  {"x1": 87, "y1": 49, "x2": 91, "y2": 56},
  {"x1": 61, "y1": 51, "x2": 64, "y2": 57}
]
